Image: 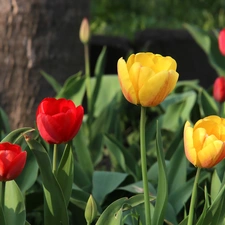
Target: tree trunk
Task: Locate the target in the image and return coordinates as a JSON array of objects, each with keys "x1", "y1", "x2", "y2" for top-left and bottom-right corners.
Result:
[{"x1": 0, "y1": 0, "x2": 89, "y2": 130}]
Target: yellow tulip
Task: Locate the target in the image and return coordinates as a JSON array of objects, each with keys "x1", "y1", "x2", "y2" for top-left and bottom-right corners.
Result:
[
  {"x1": 117, "y1": 52, "x2": 179, "y2": 106},
  {"x1": 184, "y1": 115, "x2": 225, "y2": 168}
]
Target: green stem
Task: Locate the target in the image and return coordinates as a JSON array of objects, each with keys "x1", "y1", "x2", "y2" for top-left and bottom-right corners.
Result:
[
  {"x1": 52, "y1": 144, "x2": 58, "y2": 174},
  {"x1": 218, "y1": 102, "x2": 222, "y2": 117},
  {"x1": 187, "y1": 167, "x2": 201, "y2": 225},
  {"x1": 140, "y1": 106, "x2": 151, "y2": 225},
  {"x1": 84, "y1": 43, "x2": 92, "y2": 115},
  {"x1": 0, "y1": 181, "x2": 5, "y2": 211}
]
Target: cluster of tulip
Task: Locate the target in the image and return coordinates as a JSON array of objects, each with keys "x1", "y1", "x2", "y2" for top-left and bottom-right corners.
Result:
[{"x1": 1, "y1": 21, "x2": 225, "y2": 225}]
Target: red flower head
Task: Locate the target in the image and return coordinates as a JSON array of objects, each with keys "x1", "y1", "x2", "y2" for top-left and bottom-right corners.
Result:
[
  {"x1": 36, "y1": 98, "x2": 84, "y2": 144},
  {"x1": 213, "y1": 77, "x2": 225, "y2": 103},
  {"x1": 0, "y1": 142, "x2": 27, "y2": 181},
  {"x1": 218, "y1": 29, "x2": 225, "y2": 56}
]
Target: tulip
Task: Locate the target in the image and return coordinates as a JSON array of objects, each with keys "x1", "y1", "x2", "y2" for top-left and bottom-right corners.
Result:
[
  {"x1": 218, "y1": 28, "x2": 225, "y2": 56},
  {"x1": 79, "y1": 17, "x2": 90, "y2": 44},
  {"x1": 36, "y1": 98, "x2": 84, "y2": 144},
  {"x1": 213, "y1": 76, "x2": 225, "y2": 102},
  {"x1": 117, "y1": 52, "x2": 179, "y2": 107},
  {"x1": 184, "y1": 115, "x2": 225, "y2": 168},
  {"x1": 0, "y1": 142, "x2": 27, "y2": 181}
]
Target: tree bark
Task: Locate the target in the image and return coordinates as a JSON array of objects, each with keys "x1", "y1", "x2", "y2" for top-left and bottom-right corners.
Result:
[{"x1": 0, "y1": 0, "x2": 89, "y2": 129}]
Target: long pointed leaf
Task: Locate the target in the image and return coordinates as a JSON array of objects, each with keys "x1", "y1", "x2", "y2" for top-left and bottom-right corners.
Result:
[
  {"x1": 26, "y1": 138, "x2": 69, "y2": 225},
  {"x1": 4, "y1": 180, "x2": 26, "y2": 225},
  {"x1": 152, "y1": 121, "x2": 168, "y2": 225},
  {"x1": 56, "y1": 143, "x2": 74, "y2": 206}
]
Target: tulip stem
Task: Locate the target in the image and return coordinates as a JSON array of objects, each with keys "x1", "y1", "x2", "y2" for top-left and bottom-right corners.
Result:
[
  {"x1": 52, "y1": 144, "x2": 58, "y2": 174},
  {"x1": 187, "y1": 167, "x2": 201, "y2": 225},
  {"x1": 0, "y1": 181, "x2": 5, "y2": 211},
  {"x1": 140, "y1": 106, "x2": 151, "y2": 225}
]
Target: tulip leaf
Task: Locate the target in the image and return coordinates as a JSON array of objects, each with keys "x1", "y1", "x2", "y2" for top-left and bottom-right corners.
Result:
[
  {"x1": 0, "y1": 203, "x2": 6, "y2": 225},
  {"x1": 199, "y1": 88, "x2": 218, "y2": 117},
  {"x1": 40, "y1": 70, "x2": 62, "y2": 93},
  {"x1": 1, "y1": 127, "x2": 34, "y2": 144},
  {"x1": 0, "y1": 107, "x2": 10, "y2": 136},
  {"x1": 15, "y1": 147, "x2": 39, "y2": 193},
  {"x1": 26, "y1": 138, "x2": 69, "y2": 225},
  {"x1": 210, "y1": 170, "x2": 221, "y2": 203},
  {"x1": 152, "y1": 121, "x2": 168, "y2": 225},
  {"x1": 104, "y1": 134, "x2": 139, "y2": 179},
  {"x1": 56, "y1": 72, "x2": 86, "y2": 106},
  {"x1": 91, "y1": 46, "x2": 107, "y2": 114},
  {"x1": 73, "y1": 126, "x2": 94, "y2": 182},
  {"x1": 56, "y1": 143, "x2": 74, "y2": 206},
  {"x1": 95, "y1": 197, "x2": 127, "y2": 225},
  {"x1": 4, "y1": 180, "x2": 26, "y2": 225},
  {"x1": 92, "y1": 171, "x2": 128, "y2": 205}
]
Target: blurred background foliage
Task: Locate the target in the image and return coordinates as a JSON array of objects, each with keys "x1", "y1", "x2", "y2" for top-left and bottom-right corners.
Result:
[{"x1": 90, "y1": 0, "x2": 225, "y2": 39}]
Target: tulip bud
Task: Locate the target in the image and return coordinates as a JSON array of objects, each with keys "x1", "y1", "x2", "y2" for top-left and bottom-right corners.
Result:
[
  {"x1": 218, "y1": 28, "x2": 225, "y2": 56},
  {"x1": 79, "y1": 17, "x2": 90, "y2": 44},
  {"x1": 213, "y1": 77, "x2": 225, "y2": 103},
  {"x1": 85, "y1": 195, "x2": 98, "y2": 224}
]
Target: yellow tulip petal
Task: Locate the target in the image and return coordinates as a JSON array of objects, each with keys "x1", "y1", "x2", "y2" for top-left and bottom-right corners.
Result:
[
  {"x1": 193, "y1": 127, "x2": 206, "y2": 151},
  {"x1": 153, "y1": 56, "x2": 177, "y2": 73},
  {"x1": 134, "y1": 53, "x2": 154, "y2": 68},
  {"x1": 138, "y1": 70, "x2": 179, "y2": 106},
  {"x1": 117, "y1": 58, "x2": 138, "y2": 104},
  {"x1": 129, "y1": 62, "x2": 141, "y2": 95},
  {"x1": 184, "y1": 121, "x2": 197, "y2": 166},
  {"x1": 197, "y1": 140, "x2": 224, "y2": 168},
  {"x1": 127, "y1": 54, "x2": 135, "y2": 71}
]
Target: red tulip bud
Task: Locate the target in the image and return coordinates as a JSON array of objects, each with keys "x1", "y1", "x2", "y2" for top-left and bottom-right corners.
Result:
[
  {"x1": 213, "y1": 77, "x2": 225, "y2": 102},
  {"x1": 218, "y1": 29, "x2": 225, "y2": 56}
]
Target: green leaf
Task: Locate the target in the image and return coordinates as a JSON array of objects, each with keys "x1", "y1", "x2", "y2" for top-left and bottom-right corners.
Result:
[
  {"x1": 167, "y1": 140, "x2": 186, "y2": 194},
  {"x1": 198, "y1": 88, "x2": 218, "y2": 117},
  {"x1": 199, "y1": 185, "x2": 225, "y2": 225},
  {"x1": 92, "y1": 171, "x2": 128, "y2": 205},
  {"x1": 73, "y1": 126, "x2": 94, "y2": 181},
  {"x1": 0, "y1": 107, "x2": 10, "y2": 136},
  {"x1": 4, "y1": 180, "x2": 26, "y2": 225},
  {"x1": 95, "y1": 197, "x2": 127, "y2": 225},
  {"x1": 210, "y1": 170, "x2": 222, "y2": 203},
  {"x1": 161, "y1": 91, "x2": 197, "y2": 132},
  {"x1": 91, "y1": 46, "x2": 107, "y2": 112},
  {"x1": 56, "y1": 143, "x2": 74, "y2": 206},
  {"x1": 15, "y1": 147, "x2": 39, "y2": 193},
  {"x1": 104, "y1": 134, "x2": 138, "y2": 179},
  {"x1": 1, "y1": 127, "x2": 34, "y2": 143},
  {"x1": 0, "y1": 201, "x2": 6, "y2": 225},
  {"x1": 40, "y1": 70, "x2": 62, "y2": 93},
  {"x1": 56, "y1": 72, "x2": 86, "y2": 106},
  {"x1": 70, "y1": 185, "x2": 90, "y2": 210},
  {"x1": 152, "y1": 121, "x2": 168, "y2": 225},
  {"x1": 26, "y1": 138, "x2": 69, "y2": 225}
]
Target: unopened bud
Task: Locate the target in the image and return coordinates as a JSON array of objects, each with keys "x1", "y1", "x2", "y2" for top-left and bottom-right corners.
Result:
[
  {"x1": 85, "y1": 195, "x2": 98, "y2": 224},
  {"x1": 213, "y1": 76, "x2": 225, "y2": 102},
  {"x1": 79, "y1": 17, "x2": 90, "y2": 44}
]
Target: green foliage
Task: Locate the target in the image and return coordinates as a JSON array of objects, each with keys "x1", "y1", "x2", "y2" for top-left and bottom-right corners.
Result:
[{"x1": 91, "y1": 0, "x2": 225, "y2": 39}]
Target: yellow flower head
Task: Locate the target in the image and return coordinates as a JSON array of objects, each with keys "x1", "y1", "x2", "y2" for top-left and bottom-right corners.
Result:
[
  {"x1": 184, "y1": 115, "x2": 225, "y2": 168},
  {"x1": 117, "y1": 52, "x2": 179, "y2": 107}
]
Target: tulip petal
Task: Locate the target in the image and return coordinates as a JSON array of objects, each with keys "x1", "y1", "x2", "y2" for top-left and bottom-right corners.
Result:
[
  {"x1": 127, "y1": 54, "x2": 135, "y2": 70},
  {"x1": 6, "y1": 151, "x2": 27, "y2": 181},
  {"x1": 134, "y1": 53, "x2": 154, "y2": 68},
  {"x1": 193, "y1": 127, "x2": 206, "y2": 151},
  {"x1": 184, "y1": 121, "x2": 197, "y2": 166},
  {"x1": 138, "y1": 70, "x2": 179, "y2": 106},
  {"x1": 117, "y1": 58, "x2": 138, "y2": 104},
  {"x1": 153, "y1": 56, "x2": 177, "y2": 73},
  {"x1": 197, "y1": 140, "x2": 224, "y2": 168}
]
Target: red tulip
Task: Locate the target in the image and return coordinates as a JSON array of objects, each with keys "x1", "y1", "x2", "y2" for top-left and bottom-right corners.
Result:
[
  {"x1": 218, "y1": 29, "x2": 225, "y2": 56},
  {"x1": 0, "y1": 142, "x2": 27, "y2": 181},
  {"x1": 36, "y1": 98, "x2": 84, "y2": 144},
  {"x1": 213, "y1": 77, "x2": 225, "y2": 103}
]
